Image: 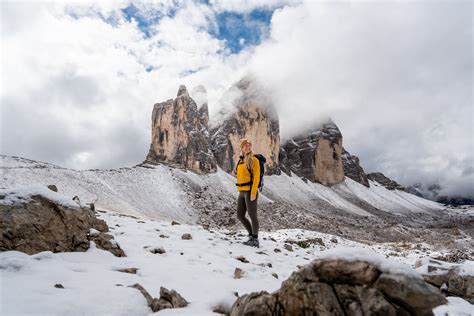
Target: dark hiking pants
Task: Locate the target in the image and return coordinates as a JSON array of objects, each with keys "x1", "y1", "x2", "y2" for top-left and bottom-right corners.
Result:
[{"x1": 236, "y1": 190, "x2": 259, "y2": 236}]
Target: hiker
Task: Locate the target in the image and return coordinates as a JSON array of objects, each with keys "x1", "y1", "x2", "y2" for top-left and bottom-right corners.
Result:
[{"x1": 235, "y1": 138, "x2": 261, "y2": 248}]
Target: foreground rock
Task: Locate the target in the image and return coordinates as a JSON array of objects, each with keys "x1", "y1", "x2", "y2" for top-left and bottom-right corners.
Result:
[
  {"x1": 230, "y1": 258, "x2": 447, "y2": 316},
  {"x1": 0, "y1": 186, "x2": 125, "y2": 257},
  {"x1": 421, "y1": 259, "x2": 474, "y2": 304}
]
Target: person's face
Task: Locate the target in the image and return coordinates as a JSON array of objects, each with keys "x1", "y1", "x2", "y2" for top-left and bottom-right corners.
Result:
[{"x1": 242, "y1": 142, "x2": 251, "y2": 154}]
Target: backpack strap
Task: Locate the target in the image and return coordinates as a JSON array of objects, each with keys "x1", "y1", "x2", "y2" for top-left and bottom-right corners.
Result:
[
  {"x1": 235, "y1": 155, "x2": 254, "y2": 186},
  {"x1": 235, "y1": 156, "x2": 243, "y2": 174}
]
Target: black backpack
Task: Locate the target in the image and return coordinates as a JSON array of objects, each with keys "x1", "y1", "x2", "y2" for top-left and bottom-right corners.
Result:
[{"x1": 235, "y1": 154, "x2": 266, "y2": 192}]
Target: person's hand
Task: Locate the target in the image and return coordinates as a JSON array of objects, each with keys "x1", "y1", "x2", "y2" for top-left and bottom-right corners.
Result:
[{"x1": 250, "y1": 194, "x2": 256, "y2": 201}]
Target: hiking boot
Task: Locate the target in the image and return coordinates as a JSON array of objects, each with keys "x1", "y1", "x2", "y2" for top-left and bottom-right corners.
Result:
[
  {"x1": 250, "y1": 237, "x2": 259, "y2": 248},
  {"x1": 243, "y1": 234, "x2": 254, "y2": 246}
]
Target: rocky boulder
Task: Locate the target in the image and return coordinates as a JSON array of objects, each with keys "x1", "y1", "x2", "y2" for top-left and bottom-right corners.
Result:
[
  {"x1": 420, "y1": 259, "x2": 474, "y2": 304},
  {"x1": 145, "y1": 85, "x2": 216, "y2": 174},
  {"x1": 280, "y1": 119, "x2": 345, "y2": 186},
  {"x1": 367, "y1": 172, "x2": 405, "y2": 190},
  {"x1": 0, "y1": 185, "x2": 125, "y2": 257},
  {"x1": 230, "y1": 258, "x2": 447, "y2": 316},
  {"x1": 210, "y1": 76, "x2": 280, "y2": 175},
  {"x1": 342, "y1": 147, "x2": 370, "y2": 187}
]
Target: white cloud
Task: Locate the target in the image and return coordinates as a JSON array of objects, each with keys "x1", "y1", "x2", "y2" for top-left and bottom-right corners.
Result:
[
  {"x1": 245, "y1": 0, "x2": 473, "y2": 196},
  {"x1": 0, "y1": 0, "x2": 472, "y2": 197},
  {"x1": 0, "y1": 1, "x2": 249, "y2": 169}
]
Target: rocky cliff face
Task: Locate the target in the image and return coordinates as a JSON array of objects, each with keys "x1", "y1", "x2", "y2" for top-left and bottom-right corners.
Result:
[
  {"x1": 145, "y1": 85, "x2": 216, "y2": 174},
  {"x1": 280, "y1": 119, "x2": 345, "y2": 186},
  {"x1": 342, "y1": 148, "x2": 370, "y2": 187},
  {"x1": 367, "y1": 172, "x2": 405, "y2": 190},
  {"x1": 210, "y1": 77, "x2": 280, "y2": 175}
]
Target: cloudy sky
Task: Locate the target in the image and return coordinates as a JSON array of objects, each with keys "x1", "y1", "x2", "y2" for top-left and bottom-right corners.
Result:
[{"x1": 1, "y1": 0, "x2": 472, "y2": 197}]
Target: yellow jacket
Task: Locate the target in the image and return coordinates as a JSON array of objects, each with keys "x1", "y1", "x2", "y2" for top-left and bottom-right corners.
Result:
[{"x1": 236, "y1": 155, "x2": 260, "y2": 196}]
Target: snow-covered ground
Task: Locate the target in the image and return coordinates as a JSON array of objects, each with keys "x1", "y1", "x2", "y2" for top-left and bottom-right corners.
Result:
[
  {"x1": 0, "y1": 208, "x2": 472, "y2": 315},
  {"x1": 1, "y1": 155, "x2": 446, "y2": 223},
  {"x1": 1, "y1": 157, "x2": 473, "y2": 315}
]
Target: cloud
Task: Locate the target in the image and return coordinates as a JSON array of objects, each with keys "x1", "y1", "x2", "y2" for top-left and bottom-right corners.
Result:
[
  {"x1": 245, "y1": 0, "x2": 473, "y2": 196},
  {"x1": 0, "y1": 0, "x2": 249, "y2": 169},
  {"x1": 0, "y1": 0, "x2": 472, "y2": 198}
]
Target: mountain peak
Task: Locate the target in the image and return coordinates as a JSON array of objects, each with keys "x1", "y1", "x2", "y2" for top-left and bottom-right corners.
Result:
[{"x1": 177, "y1": 85, "x2": 189, "y2": 98}]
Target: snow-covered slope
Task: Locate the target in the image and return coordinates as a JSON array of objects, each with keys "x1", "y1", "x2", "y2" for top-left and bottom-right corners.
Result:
[
  {"x1": 1, "y1": 208, "x2": 471, "y2": 315},
  {"x1": 1, "y1": 155, "x2": 445, "y2": 223}
]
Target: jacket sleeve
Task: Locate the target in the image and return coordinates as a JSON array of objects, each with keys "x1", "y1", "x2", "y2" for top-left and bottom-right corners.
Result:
[{"x1": 250, "y1": 156, "x2": 260, "y2": 197}]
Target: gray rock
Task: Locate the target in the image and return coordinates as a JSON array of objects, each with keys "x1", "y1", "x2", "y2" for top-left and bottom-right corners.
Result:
[
  {"x1": 47, "y1": 185, "x2": 58, "y2": 192},
  {"x1": 0, "y1": 192, "x2": 124, "y2": 257},
  {"x1": 367, "y1": 172, "x2": 405, "y2": 191},
  {"x1": 230, "y1": 258, "x2": 447, "y2": 316},
  {"x1": 341, "y1": 148, "x2": 370, "y2": 188},
  {"x1": 129, "y1": 283, "x2": 188, "y2": 313},
  {"x1": 423, "y1": 265, "x2": 474, "y2": 304},
  {"x1": 375, "y1": 273, "x2": 447, "y2": 315},
  {"x1": 181, "y1": 233, "x2": 192, "y2": 240}
]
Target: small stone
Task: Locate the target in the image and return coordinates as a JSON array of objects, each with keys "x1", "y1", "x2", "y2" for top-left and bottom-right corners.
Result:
[
  {"x1": 147, "y1": 246, "x2": 166, "y2": 254},
  {"x1": 181, "y1": 233, "x2": 192, "y2": 240},
  {"x1": 117, "y1": 268, "x2": 138, "y2": 274},
  {"x1": 235, "y1": 256, "x2": 249, "y2": 263},
  {"x1": 159, "y1": 234, "x2": 169, "y2": 238},
  {"x1": 47, "y1": 185, "x2": 58, "y2": 192},
  {"x1": 274, "y1": 248, "x2": 281, "y2": 253},
  {"x1": 272, "y1": 273, "x2": 278, "y2": 279},
  {"x1": 234, "y1": 267, "x2": 243, "y2": 279},
  {"x1": 171, "y1": 220, "x2": 181, "y2": 225},
  {"x1": 283, "y1": 244, "x2": 293, "y2": 252},
  {"x1": 54, "y1": 284, "x2": 64, "y2": 289},
  {"x1": 212, "y1": 305, "x2": 228, "y2": 314}
]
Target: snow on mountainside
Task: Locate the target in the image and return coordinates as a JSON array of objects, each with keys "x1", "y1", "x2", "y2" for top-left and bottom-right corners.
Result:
[{"x1": 1, "y1": 155, "x2": 444, "y2": 223}]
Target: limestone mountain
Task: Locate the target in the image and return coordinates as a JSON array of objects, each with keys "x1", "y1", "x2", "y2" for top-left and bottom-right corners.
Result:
[
  {"x1": 144, "y1": 78, "x2": 407, "y2": 192},
  {"x1": 210, "y1": 77, "x2": 280, "y2": 175},
  {"x1": 145, "y1": 85, "x2": 216, "y2": 174},
  {"x1": 279, "y1": 119, "x2": 345, "y2": 186},
  {"x1": 341, "y1": 148, "x2": 370, "y2": 188}
]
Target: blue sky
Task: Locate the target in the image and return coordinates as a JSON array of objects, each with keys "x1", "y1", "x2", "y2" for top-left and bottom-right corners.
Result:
[{"x1": 120, "y1": 2, "x2": 276, "y2": 53}]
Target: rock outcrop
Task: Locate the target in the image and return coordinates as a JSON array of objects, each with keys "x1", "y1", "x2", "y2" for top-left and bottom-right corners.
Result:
[
  {"x1": 210, "y1": 77, "x2": 280, "y2": 175},
  {"x1": 230, "y1": 258, "x2": 447, "y2": 316},
  {"x1": 279, "y1": 119, "x2": 345, "y2": 186},
  {"x1": 420, "y1": 259, "x2": 474, "y2": 304},
  {"x1": 0, "y1": 186, "x2": 125, "y2": 257},
  {"x1": 367, "y1": 172, "x2": 405, "y2": 190},
  {"x1": 145, "y1": 85, "x2": 216, "y2": 174},
  {"x1": 342, "y1": 148, "x2": 370, "y2": 187}
]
